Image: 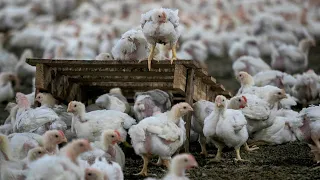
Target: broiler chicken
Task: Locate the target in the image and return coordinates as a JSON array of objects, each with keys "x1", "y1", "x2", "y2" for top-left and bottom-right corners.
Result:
[
  {"x1": 91, "y1": 157, "x2": 124, "y2": 180},
  {"x1": 0, "y1": 135, "x2": 47, "y2": 180},
  {"x1": 141, "y1": 8, "x2": 181, "y2": 70},
  {"x1": 128, "y1": 102, "x2": 193, "y2": 176},
  {"x1": 112, "y1": 27, "x2": 149, "y2": 61},
  {"x1": 232, "y1": 56, "x2": 271, "y2": 76},
  {"x1": 85, "y1": 167, "x2": 107, "y2": 180},
  {"x1": 8, "y1": 130, "x2": 67, "y2": 160},
  {"x1": 67, "y1": 101, "x2": 136, "y2": 142},
  {"x1": 0, "y1": 72, "x2": 19, "y2": 103},
  {"x1": 203, "y1": 95, "x2": 248, "y2": 162},
  {"x1": 93, "y1": 89, "x2": 130, "y2": 114},
  {"x1": 80, "y1": 130, "x2": 125, "y2": 168},
  {"x1": 26, "y1": 139, "x2": 92, "y2": 180},
  {"x1": 236, "y1": 71, "x2": 296, "y2": 109},
  {"x1": 271, "y1": 38, "x2": 315, "y2": 74},
  {"x1": 134, "y1": 89, "x2": 172, "y2": 121},
  {"x1": 14, "y1": 92, "x2": 60, "y2": 134},
  {"x1": 192, "y1": 96, "x2": 248, "y2": 157},
  {"x1": 15, "y1": 49, "x2": 35, "y2": 86}
]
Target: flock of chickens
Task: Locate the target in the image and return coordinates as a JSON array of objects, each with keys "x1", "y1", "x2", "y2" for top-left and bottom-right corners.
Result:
[{"x1": 0, "y1": 0, "x2": 320, "y2": 179}]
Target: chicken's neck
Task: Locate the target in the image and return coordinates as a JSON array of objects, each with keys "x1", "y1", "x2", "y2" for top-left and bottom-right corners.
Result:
[
  {"x1": 43, "y1": 136, "x2": 57, "y2": 154},
  {"x1": 167, "y1": 109, "x2": 183, "y2": 124},
  {"x1": 267, "y1": 97, "x2": 280, "y2": 110},
  {"x1": 169, "y1": 162, "x2": 186, "y2": 177},
  {"x1": 74, "y1": 111, "x2": 86, "y2": 122},
  {"x1": 227, "y1": 100, "x2": 240, "y2": 110}
]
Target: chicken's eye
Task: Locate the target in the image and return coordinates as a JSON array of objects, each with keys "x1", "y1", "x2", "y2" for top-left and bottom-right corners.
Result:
[
  {"x1": 158, "y1": 15, "x2": 161, "y2": 18},
  {"x1": 79, "y1": 143, "x2": 84, "y2": 147},
  {"x1": 111, "y1": 135, "x2": 115, "y2": 138},
  {"x1": 183, "y1": 106, "x2": 187, "y2": 109},
  {"x1": 277, "y1": 92, "x2": 281, "y2": 95},
  {"x1": 55, "y1": 135, "x2": 59, "y2": 138},
  {"x1": 74, "y1": 105, "x2": 77, "y2": 107},
  {"x1": 239, "y1": 74, "x2": 242, "y2": 77},
  {"x1": 184, "y1": 158, "x2": 188, "y2": 162},
  {"x1": 88, "y1": 173, "x2": 92, "y2": 176},
  {"x1": 38, "y1": 151, "x2": 42, "y2": 154},
  {"x1": 238, "y1": 99, "x2": 241, "y2": 102}
]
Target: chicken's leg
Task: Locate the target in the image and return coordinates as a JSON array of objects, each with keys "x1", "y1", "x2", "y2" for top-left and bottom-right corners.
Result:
[
  {"x1": 311, "y1": 134, "x2": 320, "y2": 150},
  {"x1": 171, "y1": 44, "x2": 177, "y2": 64},
  {"x1": 209, "y1": 146, "x2": 223, "y2": 162},
  {"x1": 162, "y1": 159, "x2": 171, "y2": 169},
  {"x1": 200, "y1": 134, "x2": 208, "y2": 157},
  {"x1": 234, "y1": 147, "x2": 248, "y2": 162},
  {"x1": 135, "y1": 155, "x2": 149, "y2": 176},
  {"x1": 244, "y1": 142, "x2": 259, "y2": 152},
  {"x1": 147, "y1": 44, "x2": 156, "y2": 70}
]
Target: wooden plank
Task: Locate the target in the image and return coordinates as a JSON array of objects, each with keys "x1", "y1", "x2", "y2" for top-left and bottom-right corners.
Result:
[
  {"x1": 184, "y1": 68, "x2": 195, "y2": 153},
  {"x1": 69, "y1": 75, "x2": 174, "y2": 83},
  {"x1": 27, "y1": 59, "x2": 201, "y2": 69},
  {"x1": 35, "y1": 64, "x2": 52, "y2": 90},
  {"x1": 85, "y1": 82, "x2": 174, "y2": 90},
  {"x1": 173, "y1": 64, "x2": 187, "y2": 92},
  {"x1": 51, "y1": 75, "x2": 69, "y2": 100},
  {"x1": 193, "y1": 76, "x2": 207, "y2": 101}
]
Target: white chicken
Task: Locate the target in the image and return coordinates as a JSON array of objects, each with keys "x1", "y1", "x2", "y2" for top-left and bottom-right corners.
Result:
[
  {"x1": 0, "y1": 72, "x2": 19, "y2": 103},
  {"x1": 141, "y1": 8, "x2": 181, "y2": 70},
  {"x1": 36, "y1": 92, "x2": 73, "y2": 127},
  {"x1": 67, "y1": 101, "x2": 136, "y2": 142},
  {"x1": 191, "y1": 96, "x2": 248, "y2": 156},
  {"x1": 146, "y1": 153, "x2": 198, "y2": 180},
  {"x1": 128, "y1": 102, "x2": 192, "y2": 176},
  {"x1": 0, "y1": 134, "x2": 47, "y2": 180},
  {"x1": 271, "y1": 38, "x2": 315, "y2": 74},
  {"x1": 236, "y1": 71, "x2": 296, "y2": 109},
  {"x1": 15, "y1": 49, "x2": 35, "y2": 85},
  {"x1": 232, "y1": 56, "x2": 271, "y2": 76},
  {"x1": 14, "y1": 92, "x2": 60, "y2": 134},
  {"x1": 94, "y1": 90, "x2": 130, "y2": 114},
  {"x1": 292, "y1": 70, "x2": 320, "y2": 106},
  {"x1": 228, "y1": 36, "x2": 261, "y2": 62},
  {"x1": 112, "y1": 27, "x2": 149, "y2": 61},
  {"x1": 8, "y1": 130, "x2": 67, "y2": 160},
  {"x1": 91, "y1": 157, "x2": 124, "y2": 180},
  {"x1": 254, "y1": 70, "x2": 297, "y2": 94},
  {"x1": 95, "y1": 53, "x2": 114, "y2": 60},
  {"x1": 85, "y1": 167, "x2": 107, "y2": 180},
  {"x1": 80, "y1": 130, "x2": 125, "y2": 168},
  {"x1": 203, "y1": 95, "x2": 248, "y2": 161},
  {"x1": 26, "y1": 139, "x2": 92, "y2": 180}
]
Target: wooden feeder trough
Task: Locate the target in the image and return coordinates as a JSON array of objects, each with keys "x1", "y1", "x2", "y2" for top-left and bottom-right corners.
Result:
[{"x1": 27, "y1": 59, "x2": 232, "y2": 152}]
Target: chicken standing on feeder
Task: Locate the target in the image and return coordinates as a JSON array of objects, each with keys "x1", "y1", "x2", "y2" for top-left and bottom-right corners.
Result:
[
  {"x1": 111, "y1": 28, "x2": 149, "y2": 61},
  {"x1": 141, "y1": 8, "x2": 181, "y2": 70}
]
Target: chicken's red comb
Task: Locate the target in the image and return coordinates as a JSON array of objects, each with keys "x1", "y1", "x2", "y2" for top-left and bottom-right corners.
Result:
[
  {"x1": 114, "y1": 130, "x2": 121, "y2": 139},
  {"x1": 58, "y1": 130, "x2": 65, "y2": 137},
  {"x1": 242, "y1": 96, "x2": 247, "y2": 103}
]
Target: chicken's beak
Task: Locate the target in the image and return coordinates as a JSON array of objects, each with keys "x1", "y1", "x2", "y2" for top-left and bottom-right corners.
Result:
[
  {"x1": 188, "y1": 107, "x2": 194, "y2": 112},
  {"x1": 67, "y1": 103, "x2": 74, "y2": 113},
  {"x1": 61, "y1": 137, "x2": 68, "y2": 143}
]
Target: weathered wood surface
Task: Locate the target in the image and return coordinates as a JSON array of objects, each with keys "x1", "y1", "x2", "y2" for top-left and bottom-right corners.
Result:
[{"x1": 28, "y1": 59, "x2": 232, "y2": 102}]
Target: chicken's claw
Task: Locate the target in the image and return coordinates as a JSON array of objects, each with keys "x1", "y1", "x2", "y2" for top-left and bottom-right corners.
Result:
[{"x1": 244, "y1": 143, "x2": 259, "y2": 152}]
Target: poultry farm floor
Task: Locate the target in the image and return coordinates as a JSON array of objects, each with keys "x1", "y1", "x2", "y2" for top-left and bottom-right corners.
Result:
[{"x1": 1, "y1": 98, "x2": 320, "y2": 180}]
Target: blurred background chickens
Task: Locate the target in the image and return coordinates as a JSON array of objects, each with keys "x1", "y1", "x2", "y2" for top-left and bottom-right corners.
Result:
[{"x1": 1, "y1": 0, "x2": 320, "y2": 179}]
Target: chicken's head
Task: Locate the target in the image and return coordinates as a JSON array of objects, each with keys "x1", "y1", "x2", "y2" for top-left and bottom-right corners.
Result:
[
  {"x1": 68, "y1": 139, "x2": 92, "y2": 155},
  {"x1": 36, "y1": 93, "x2": 56, "y2": 106},
  {"x1": 85, "y1": 168, "x2": 107, "y2": 180},
  {"x1": 269, "y1": 89, "x2": 287, "y2": 102},
  {"x1": 27, "y1": 147, "x2": 47, "y2": 162},
  {"x1": 67, "y1": 101, "x2": 85, "y2": 114},
  {"x1": 102, "y1": 130, "x2": 122, "y2": 146},
  {"x1": 172, "y1": 102, "x2": 193, "y2": 117},
  {"x1": 152, "y1": 9, "x2": 167, "y2": 23},
  {"x1": 230, "y1": 95, "x2": 247, "y2": 109},
  {"x1": 236, "y1": 71, "x2": 254, "y2": 86},
  {"x1": 0, "y1": 72, "x2": 20, "y2": 89},
  {"x1": 170, "y1": 153, "x2": 198, "y2": 176},
  {"x1": 44, "y1": 130, "x2": 68, "y2": 145},
  {"x1": 215, "y1": 95, "x2": 227, "y2": 108}
]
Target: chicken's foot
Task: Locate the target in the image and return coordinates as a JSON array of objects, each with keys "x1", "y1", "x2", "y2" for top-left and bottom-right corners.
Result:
[
  {"x1": 200, "y1": 134, "x2": 208, "y2": 157},
  {"x1": 244, "y1": 142, "x2": 259, "y2": 152},
  {"x1": 147, "y1": 44, "x2": 156, "y2": 70},
  {"x1": 134, "y1": 154, "x2": 150, "y2": 176},
  {"x1": 208, "y1": 147, "x2": 223, "y2": 163},
  {"x1": 234, "y1": 147, "x2": 249, "y2": 162}
]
